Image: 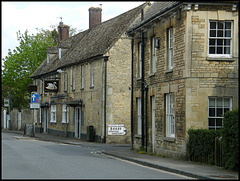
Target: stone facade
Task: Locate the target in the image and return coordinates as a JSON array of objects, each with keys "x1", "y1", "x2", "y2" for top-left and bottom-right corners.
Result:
[
  {"x1": 129, "y1": 2, "x2": 238, "y2": 159},
  {"x1": 30, "y1": 3, "x2": 148, "y2": 143}
]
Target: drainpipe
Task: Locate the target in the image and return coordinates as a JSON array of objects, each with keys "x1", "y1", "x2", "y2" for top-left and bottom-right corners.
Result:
[
  {"x1": 141, "y1": 29, "x2": 145, "y2": 148},
  {"x1": 141, "y1": 8, "x2": 145, "y2": 148},
  {"x1": 145, "y1": 85, "x2": 148, "y2": 152},
  {"x1": 103, "y1": 56, "x2": 109, "y2": 143},
  {"x1": 130, "y1": 37, "x2": 134, "y2": 149}
]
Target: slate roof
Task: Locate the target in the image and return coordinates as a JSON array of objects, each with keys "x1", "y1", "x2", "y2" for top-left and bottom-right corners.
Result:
[
  {"x1": 31, "y1": 2, "x2": 146, "y2": 78},
  {"x1": 127, "y1": 1, "x2": 181, "y2": 33}
]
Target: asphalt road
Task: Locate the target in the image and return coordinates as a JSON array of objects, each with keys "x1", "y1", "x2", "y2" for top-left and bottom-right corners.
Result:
[{"x1": 2, "y1": 132, "x2": 193, "y2": 179}]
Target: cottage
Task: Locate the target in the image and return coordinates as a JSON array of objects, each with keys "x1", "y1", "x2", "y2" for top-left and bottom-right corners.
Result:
[
  {"x1": 30, "y1": 3, "x2": 150, "y2": 143},
  {"x1": 127, "y1": 1, "x2": 238, "y2": 159}
]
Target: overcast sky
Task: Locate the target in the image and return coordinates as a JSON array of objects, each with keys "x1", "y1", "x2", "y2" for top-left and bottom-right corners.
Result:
[{"x1": 1, "y1": 1, "x2": 144, "y2": 64}]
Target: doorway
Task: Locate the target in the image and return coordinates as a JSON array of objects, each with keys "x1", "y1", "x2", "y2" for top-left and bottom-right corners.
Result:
[
  {"x1": 75, "y1": 107, "x2": 82, "y2": 139},
  {"x1": 43, "y1": 108, "x2": 49, "y2": 133}
]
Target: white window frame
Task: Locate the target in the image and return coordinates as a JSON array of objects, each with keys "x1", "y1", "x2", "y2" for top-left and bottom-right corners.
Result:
[
  {"x1": 40, "y1": 79, "x2": 43, "y2": 95},
  {"x1": 72, "y1": 67, "x2": 75, "y2": 91},
  {"x1": 166, "y1": 93, "x2": 175, "y2": 138},
  {"x1": 51, "y1": 105, "x2": 57, "y2": 123},
  {"x1": 168, "y1": 28, "x2": 173, "y2": 70},
  {"x1": 47, "y1": 53, "x2": 50, "y2": 64},
  {"x1": 59, "y1": 48, "x2": 62, "y2": 59},
  {"x1": 151, "y1": 37, "x2": 156, "y2": 74},
  {"x1": 138, "y1": 42, "x2": 142, "y2": 78},
  {"x1": 137, "y1": 98, "x2": 142, "y2": 135},
  {"x1": 64, "y1": 72, "x2": 68, "y2": 92},
  {"x1": 208, "y1": 97, "x2": 232, "y2": 130},
  {"x1": 208, "y1": 21, "x2": 233, "y2": 58},
  {"x1": 90, "y1": 62, "x2": 94, "y2": 87},
  {"x1": 81, "y1": 65, "x2": 84, "y2": 89},
  {"x1": 62, "y1": 104, "x2": 69, "y2": 123}
]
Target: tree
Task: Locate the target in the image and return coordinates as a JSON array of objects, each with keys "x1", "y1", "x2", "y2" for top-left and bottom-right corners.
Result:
[{"x1": 2, "y1": 29, "x2": 57, "y2": 109}]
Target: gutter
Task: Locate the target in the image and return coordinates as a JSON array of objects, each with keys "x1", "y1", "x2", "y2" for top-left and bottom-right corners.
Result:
[
  {"x1": 127, "y1": 1, "x2": 182, "y2": 34},
  {"x1": 130, "y1": 38, "x2": 134, "y2": 149}
]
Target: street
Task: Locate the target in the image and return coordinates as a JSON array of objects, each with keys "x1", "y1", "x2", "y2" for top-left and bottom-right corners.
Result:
[{"x1": 2, "y1": 132, "x2": 193, "y2": 179}]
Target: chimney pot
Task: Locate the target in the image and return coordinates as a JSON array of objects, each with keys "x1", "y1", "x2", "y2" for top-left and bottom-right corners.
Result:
[
  {"x1": 58, "y1": 23, "x2": 70, "y2": 42},
  {"x1": 89, "y1": 6, "x2": 102, "y2": 29}
]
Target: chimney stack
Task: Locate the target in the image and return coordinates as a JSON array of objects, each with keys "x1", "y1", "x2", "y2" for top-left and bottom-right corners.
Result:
[
  {"x1": 58, "y1": 20, "x2": 70, "y2": 42},
  {"x1": 89, "y1": 5, "x2": 102, "y2": 29}
]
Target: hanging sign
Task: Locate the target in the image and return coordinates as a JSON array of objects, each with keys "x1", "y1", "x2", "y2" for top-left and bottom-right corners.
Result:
[
  {"x1": 108, "y1": 124, "x2": 127, "y2": 135},
  {"x1": 45, "y1": 80, "x2": 58, "y2": 92}
]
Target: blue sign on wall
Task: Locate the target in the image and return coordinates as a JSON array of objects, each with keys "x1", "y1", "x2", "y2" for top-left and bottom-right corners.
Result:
[{"x1": 31, "y1": 93, "x2": 39, "y2": 103}]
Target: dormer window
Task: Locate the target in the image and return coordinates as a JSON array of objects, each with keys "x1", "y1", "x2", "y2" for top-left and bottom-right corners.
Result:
[
  {"x1": 59, "y1": 47, "x2": 62, "y2": 59},
  {"x1": 47, "y1": 53, "x2": 50, "y2": 64}
]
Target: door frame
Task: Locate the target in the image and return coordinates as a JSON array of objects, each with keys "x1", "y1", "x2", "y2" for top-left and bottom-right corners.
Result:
[{"x1": 75, "y1": 107, "x2": 81, "y2": 139}]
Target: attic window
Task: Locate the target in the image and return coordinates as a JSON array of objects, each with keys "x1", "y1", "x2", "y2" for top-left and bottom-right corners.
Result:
[
  {"x1": 47, "y1": 53, "x2": 50, "y2": 63},
  {"x1": 59, "y1": 47, "x2": 62, "y2": 59}
]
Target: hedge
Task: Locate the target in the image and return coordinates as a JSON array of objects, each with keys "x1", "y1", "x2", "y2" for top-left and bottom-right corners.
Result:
[
  {"x1": 187, "y1": 109, "x2": 238, "y2": 171},
  {"x1": 187, "y1": 129, "x2": 221, "y2": 165},
  {"x1": 221, "y1": 109, "x2": 238, "y2": 171}
]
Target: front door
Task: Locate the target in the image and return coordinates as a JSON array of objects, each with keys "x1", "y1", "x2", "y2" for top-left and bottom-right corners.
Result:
[
  {"x1": 151, "y1": 96, "x2": 155, "y2": 154},
  {"x1": 43, "y1": 108, "x2": 49, "y2": 133},
  {"x1": 75, "y1": 107, "x2": 81, "y2": 139}
]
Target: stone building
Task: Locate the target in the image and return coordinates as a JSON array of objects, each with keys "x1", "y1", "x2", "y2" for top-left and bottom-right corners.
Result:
[
  {"x1": 30, "y1": 3, "x2": 149, "y2": 143},
  {"x1": 127, "y1": 1, "x2": 238, "y2": 158}
]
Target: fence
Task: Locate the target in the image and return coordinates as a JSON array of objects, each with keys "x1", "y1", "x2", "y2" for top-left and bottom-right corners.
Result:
[{"x1": 188, "y1": 137, "x2": 223, "y2": 167}]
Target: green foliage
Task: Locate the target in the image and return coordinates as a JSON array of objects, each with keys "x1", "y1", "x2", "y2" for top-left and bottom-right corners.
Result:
[
  {"x1": 2, "y1": 29, "x2": 57, "y2": 108},
  {"x1": 187, "y1": 110, "x2": 239, "y2": 171},
  {"x1": 187, "y1": 129, "x2": 221, "y2": 165},
  {"x1": 221, "y1": 109, "x2": 238, "y2": 171}
]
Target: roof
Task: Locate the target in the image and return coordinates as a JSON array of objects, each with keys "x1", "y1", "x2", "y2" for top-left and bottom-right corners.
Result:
[
  {"x1": 127, "y1": 1, "x2": 238, "y2": 34},
  {"x1": 127, "y1": 1, "x2": 181, "y2": 34},
  {"x1": 31, "y1": 3, "x2": 146, "y2": 78}
]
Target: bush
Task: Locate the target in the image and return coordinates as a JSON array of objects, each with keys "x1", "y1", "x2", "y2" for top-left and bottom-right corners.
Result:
[
  {"x1": 221, "y1": 109, "x2": 238, "y2": 171},
  {"x1": 187, "y1": 129, "x2": 221, "y2": 165}
]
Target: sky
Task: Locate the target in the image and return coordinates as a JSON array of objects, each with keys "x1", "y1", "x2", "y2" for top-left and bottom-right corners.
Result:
[{"x1": 1, "y1": 1, "x2": 145, "y2": 64}]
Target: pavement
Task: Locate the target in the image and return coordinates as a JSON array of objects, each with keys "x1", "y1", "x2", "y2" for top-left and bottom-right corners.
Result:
[{"x1": 2, "y1": 129, "x2": 239, "y2": 180}]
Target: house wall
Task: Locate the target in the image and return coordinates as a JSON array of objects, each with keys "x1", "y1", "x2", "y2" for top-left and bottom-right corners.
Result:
[
  {"x1": 105, "y1": 32, "x2": 132, "y2": 143},
  {"x1": 185, "y1": 5, "x2": 239, "y2": 131},
  {"x1": 132, "y1": 4, "x2": 238, "y2": 159},
  {"x1": 34, "y1": 33, "x2": 133, "y2": 144}
]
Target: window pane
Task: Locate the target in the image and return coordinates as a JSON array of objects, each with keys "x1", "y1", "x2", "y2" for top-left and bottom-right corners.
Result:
[
  {"x1": 209, "y1": 47, "x2": 215, "y2": 54},
  {"x1": 209, "y1": 98, "x2": 215, "y2": 107},
  {"x1": 224, "y1": 47, "x2": 230, "y2": 54},
  {"x1": 209, "y1": 39, "x2": 215, "y2": 45},
  {"x1": 218, "y1": 22, "x2": 224, "y2": 29},
  {"x1": 217, "y1": 39, "x2": 223, "y2": 45},
  {"x1": 225, "y1": 30, "x2": 231, "y2": 37},
  {"x1": 217, "y1": 30, "x2": 223, "y2": 37},
  {"x1": 217, "y1": 97, "x2": 223, "y2": 107},
  {"x1": 209, "y1": 108, "x2": 215, "y2": 116},
  {"x1": 224, "y1": 39, "x2": 230, "y2": 45},
  {"x1": 224, "y1": 98, "x2": 230, "y2": 107},
  {"x1": 217, "y1": 108, "x2": 223, "y2": 117},
  {"x1": 210, "y1": 22, "x2": 216, "y2": 29},
  {"x1": 216, "y1": 118, "x2": 223, "y2": 126},
  {"x1": 225, "y1": 22, "x2": 231, "y2": 29},
  {"x1": 224, "y1": 108, "x2": 230, "y2": 114},
  {"x1": 210, "y1": 30, "x2": 216, "y2": 37},
  {"x1": 209, "y1": 118, "x2": 215, "y2": 126},
  {"x1": 217, "y1": 47, "x2": 223, "y2": 54}
]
